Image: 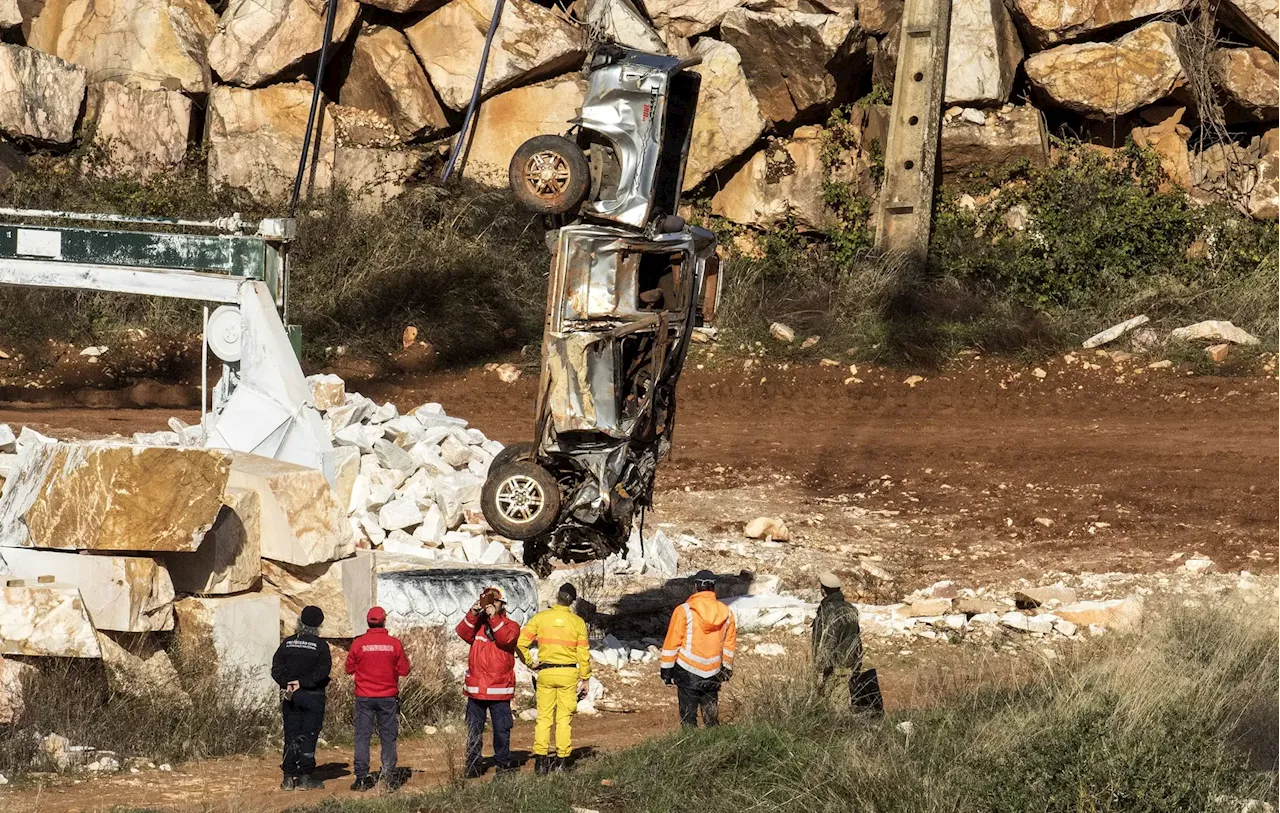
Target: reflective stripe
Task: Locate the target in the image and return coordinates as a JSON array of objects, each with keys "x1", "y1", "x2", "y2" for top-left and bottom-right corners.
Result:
[
  {"x1": 675, "y1": 661, "x2": 722, "y2": 678},
  {"x1": 485, "y1": 687, "x2": 515, "y2": 696},
  {"x1": 537, "y1": 636, "x2": 586, "y2": 647},
  {"x1": 677, "y1": 649, "x2": 721, "y2": 666},
  {"x1": 462, "y1": 618, "x2": 476, "y2": 629},
  {"x1": 660, "y1": 649, "x2": 678, "y2": 658},
  {"x1": 491, "y1": 620, "x2": 506, "y2": 633},
  {"x1": 723, "y1": 648, "x2": 737, "y2": 657}
]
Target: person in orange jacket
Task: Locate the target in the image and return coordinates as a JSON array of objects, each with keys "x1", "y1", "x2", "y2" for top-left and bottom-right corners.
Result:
[{"x1": 659, "y1": 570, "x2": 737, "y2": 727}]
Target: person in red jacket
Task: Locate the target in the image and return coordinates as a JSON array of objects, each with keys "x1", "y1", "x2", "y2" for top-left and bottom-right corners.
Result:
[
  {"x1": 346, "y1": 606, "x2": 411, "y2": 792},
  {"x1": 456, "y1": 586, "x2": 521, "y2": 778}
]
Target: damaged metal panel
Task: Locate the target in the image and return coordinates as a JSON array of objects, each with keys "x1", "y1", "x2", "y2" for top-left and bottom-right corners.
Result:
[{"x1": 545, "y1": 331, "x2": 623, "y2": 436}]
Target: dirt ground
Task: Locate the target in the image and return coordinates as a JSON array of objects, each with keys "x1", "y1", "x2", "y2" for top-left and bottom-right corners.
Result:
[{"x1": 0, "y1": 353, "x2": 1275, "y2": 811}]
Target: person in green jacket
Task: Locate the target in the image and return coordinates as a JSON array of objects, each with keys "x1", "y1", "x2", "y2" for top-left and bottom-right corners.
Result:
[{"x1": 812, "y1": 572, "x2": 863, "y2": 696}]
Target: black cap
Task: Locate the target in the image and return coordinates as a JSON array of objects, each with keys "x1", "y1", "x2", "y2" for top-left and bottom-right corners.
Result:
[
  {"x1": 301, "y1": 605, "x2": 325, "y2": 627},
  {"x1": 693, "y1": 570, "x2": 716, "y2": 584},
  {"x1": 557, "y1": 583, "x2": 578, "y2": 604}
]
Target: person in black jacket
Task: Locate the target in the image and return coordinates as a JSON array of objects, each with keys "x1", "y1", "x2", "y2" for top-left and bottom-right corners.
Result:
[{"x1": 271, "y1": 605, "x2": 332, "y2": 791}]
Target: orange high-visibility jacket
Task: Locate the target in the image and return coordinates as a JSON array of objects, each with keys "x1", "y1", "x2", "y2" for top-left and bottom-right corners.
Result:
[{"x1": 660, "y1": 591, "x2": 738, "y2": 678}]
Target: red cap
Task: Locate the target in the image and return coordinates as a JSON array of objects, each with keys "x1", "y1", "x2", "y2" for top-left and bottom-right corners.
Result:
[{"x1": 366, "y1": 606, "x2": 387, "y2": 625}]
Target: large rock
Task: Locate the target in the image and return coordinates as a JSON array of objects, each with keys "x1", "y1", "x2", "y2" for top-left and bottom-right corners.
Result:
[
  {"x1": 0, "y1": 583, "x2": 101, "y2": 657},
  {"x1": 97, "y1": 632, "x2": 190, "y2": 705},
  {"x1": 720, "y1": 8, "x2": 859, "y2": 125},
  {"x1": 1007, "y1": 0, "x2": 1186, "y2": 49},
  {"x1": 1219, "y1": 0, "x2": 1278, "y2": 53},
  {"x1": 0, "y1": 655, "x2": 35, "y2": 724},
  {"x1": 261, "y1": 550, "x2": 375, "y2": 638},
  {"x1": 684, "y1": 38, "x2": 766, "y2": 190},
  {"x1": 358, "y1": 0, "x2": 439, "y2": 12},
  {"x1": 0, "y1": 548, "x2": 174, "y2": 631},
  {"x1": 459, "y1": 76, "x2": 585, "y2": 187},
  {"x1": 857, "y1": 0, "x2": 901, "y2": 35},
  {"x1": 712, "y1": 126, "x2": 833, "y2": 230},
  {"x1": 1053, "y1": 596, "x2": 1143, "y2": 630},
  {"x1": 228, "y1": 453, "x2": 355, "y2": 567},
  {"x1": 174, "y1": 593, "x2": 279, "y2": 707},
  {"x1": 945, "y1": 0, "x2": 1023, "y2": 106},
  {"x1": 82, "y1": 82, "x2": 192, "y2": 178},
  {"x1": 0, "y1": 441, "x2": 229, "y2": 552},
  {"x1": 208, "y1": 0, "x2": 359, "y2": 88},
  {"x1": 329, "y1": 105, "x2": 428, "y2": 209},
  {"x1": 406, "y1": 0, "x2": 585, "y2": 111},
  {"x1": 1250, "y1": 129, "x2": 1279, "y2": 219},
  {"x1": 1215, "y1": 47, "x2": 1279, "y2": 120},
  {"x1": 340, "y1": 22, "x2": 449, "y2": 140},
  {"x1": 643, "y1": 0, "x2": 744, "y2": 37},
  {"x1": 206, "y1": 82, "x2": 334, "y2": 200},
  {"x1": 584, "y1": 0, "x2": 665, "y2": 51},
  {"x1": 872, "y1": 20, "x2": 900, "y2": 90},
  {"x1": 28, "y1": 0, "x2": 215, "y2": 93},
  {"x1": 1024, "y1": 21, "x2": 1186, "y2": 118},
  {"x1": 162, "y1": 488, "x2": 262, "y2": 595},
  {"x1": 1, "y1": 0, "x2": 19, "y2": 29},
  {"x1": 1191, "y1": 129, "x2": 1278, "y2": 219},
  {"x1": 1130, "y1": 106, "x2": 1192, "y2": 188},
  {"x1": 941, "y1": 105, "x2": 1048, "y2": 175},
  {"x1": 0, "y1": 44, "x2": 85, "y2": 144}
]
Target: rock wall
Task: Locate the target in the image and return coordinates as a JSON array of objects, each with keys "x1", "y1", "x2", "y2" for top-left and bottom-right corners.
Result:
[{"x1": 0, "y1": 0, "x2": 1275, "y2": 221}]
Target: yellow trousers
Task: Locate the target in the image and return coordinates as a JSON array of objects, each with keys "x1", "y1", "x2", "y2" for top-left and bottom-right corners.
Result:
[{"x1": 533, "y1": 668, "x2": 578, "y2": 757}]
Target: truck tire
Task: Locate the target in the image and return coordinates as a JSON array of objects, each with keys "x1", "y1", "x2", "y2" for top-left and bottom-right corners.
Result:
[
  {"x1": 489, "y1": 441, "x2": 535, "y2": 471},
  {"x1": 482, "y1": 460, "x2": 562, "y2": 540},
  {"x1": 509, "y1": 135, "x2": 590, "y2": 215}
]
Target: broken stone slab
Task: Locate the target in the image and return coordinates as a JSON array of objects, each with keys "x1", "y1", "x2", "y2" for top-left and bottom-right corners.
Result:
[
  {"x1": 174, "y1": 592, "x2": 280, "y2": 708},
  {"x1": 722, "y1": 594, "x2": 816, "y2": 631},
  {"x1": 945, "y1": 0, "x2": 1022, "y2": 106},
  {"x1": 720, "y1": 8, "x2": 859, "y2": 125},
  {"x1": 1024, "y1": 22, "x2": 1186, "y2": 118},
  {"x1": 905, "y1": 598, "x2": 953, "y2": 617},
  {"x1": 644, "y1": 0, "x2": 744, "y2": 37},
  {"x1": 29, "y1": 0, "x2": 216, "y2": 93},
  {"x1": 0, "y1": 441, "x2": 230, "y2": 553},
  {"x1": 161, "y1": 488, "x2": 262, "y2": 595},
  {"x1": 1218, "y1": 0, "x2": 1278, "y2": 53},
  {"x1": 308, "y1": 374, "x2": 346, "y2": 411},
  {"x1": 0, "y1": 44, "x2": 86, "y2": 144},
  {"x1": 340, "y1": 22, "x2": 450, "y2": 141},
  {"x1": 941, "y1": 105, "x2": 1048, "y2": 176},
  {"x1": 406, "y1": 0, "x2": 585, "y2": 111},
  {"x1": 0, "y1": 424, "x2": 14, "y2": 453},
  {"x1": 743, "y1": 515, "x2": 791, "y2": 542},
  {"x1": 0, "y1": 583, "x2": 101, "y2": 657},
  {"x1": 0, "y1": 0, "x2": 18, "y2": 30},
  {"x1": 0, "y1": 548, "x2": 174, "y2": 631},
  {"x1": 208, "y1": 0, "x2": 359, "y2": 87},
  {"x1": 1169, "y1": 320, "x2": 1261, "y2": 345},
  {"x1": 1082, "y1": 315, "x2": 1150, "y2": 348},
  {"x1": 1216, "y1": 47, "x2": 1279, "y2": 121},
  {"x1": 454, "y1": 75, "x2": 586, "y2": 187},
  {"x1": 1014, "y1": 585, "x2": 1077, "y2": 609},
  {"x1": 0, "y1": 655, "x2": 35, "y2": 724},
  {"x1": 261, "y1": 550, "x2": 375, "y2": 638},
  {"x1": 1131, "y1": 106, "x2": 1193, "y2": 188},
  {"x1": 952, "y1": 596, "x2": 999, "y2": 616},
  {"x1": 81, "y1": 82, "x2": 192, "y2": 179},
  {"x1": 333, "y1": 141, "x2": 425, "y2": 216},
  {"x1": 1248, "y1": 130, "x2": 1278, "y2": 220},
  {"x1": 624, "y1": 528, "x2": 678, "y2": 578},
  {"x1": 228, "y1": 453, "x2": 355, "y2": 567},
  {"x1": 333, "y1": 446, "x2": 360, "y2": 515},
  {"x1": 712, "y1": 127, "x2": 834, "y2": 231},
  {"x1": 375, "y1": 554, "x2": 539, "y2": 627},
  {"x1": 684, "y1": 38, "x2": 766, "y2": 191},
  {"x1": 1053, "y1": 597, "x2": 1143, "y2": 631},
  {"x1": 1008, "y1": 0, "x2": 1186, "y2": 49},
  {"x1": 207, "y1": 82, "x2": 335, "y2": 200},
  {"x1": 97, "y1": 632, "x2": 190, "y2": 706},
  {"x1": 378, "y1": 497, "x2": 423, "y2": 531},
  {"x1": 373, "y1": 438, "x2": 417, "y2": 473},
  {"x1": 584, "y1": 0, "x2": 665, "y2": 51}
]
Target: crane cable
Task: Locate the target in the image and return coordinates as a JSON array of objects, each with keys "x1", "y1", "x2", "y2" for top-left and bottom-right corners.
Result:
[
  {"x1": 289, "y1": 0, "x2": 341, "y2": 216},
  {"x1": 441, "y1": 0, "x2": 509, "y2": 183}
]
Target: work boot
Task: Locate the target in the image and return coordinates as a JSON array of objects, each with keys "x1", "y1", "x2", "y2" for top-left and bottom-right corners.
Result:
[
  {"x1": 534, "y1": 755, "x2": 550, "y2": 775},
  {"x1": 350, "y1": 774, "x2": 377, "y2": 792},
  {"x1": 280, "y1": 775, "x2": 298, "y2": 791},
  {"x1": 384, "y1": 769, "x2": 406, "y2": 792},
  {"x1": 295, "y1": 774, "x2": 324, "y2": 790},
  {"x1": 463, "y1": 761, "x2": 485, "y2": 779},
  {"x1": 551, "y1": 755, "x2": 569, "y2": 773}
]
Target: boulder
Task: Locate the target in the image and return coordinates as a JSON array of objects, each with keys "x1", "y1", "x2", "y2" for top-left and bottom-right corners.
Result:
[
  {"x1": 1013, "y1": 585, "x2": 1077, "y2": 609},
  {"x1": 0, "y1": 655, "x2": 35, "y2": 724},
  {"x1": 406, "y1": 0, "x2": 585, "y2": 111},
  {"x1": 683, "y1": 38, "x2": 766, "y2": 190},
  {"x1": 944, "y1": 0, "x2": 1023, "y2": 106},
  {"x1": 953, "y1": 596, "x2": 999, "y2": 615},
  {"x1": 335, "y1": 142, "x2": 427, "y2": 213},
  {"x1": 0, "y1": 548, "x2": 174, "y2": 631},
  {"x1": 82, "y1": 82, "x2": 192, "y2": 178},
  {"x1": 854, "y1": 0, "x2": 901, "y2": 35},
  {"x1": 1024, "y1": 21, "x2": 1186, "y2": 118},
  {"x1": 0, "y1": 0, "x2": 18, "y2": 30},
  {"x1": 906, "y1": 597, "x2": 952, "y2": 617},
  {"x1": 227, "y1": 453, "x2": 355, "y2": 567},
  {"x1": 743, "y1": 515, "x2": 791, "y2": 541},
  {"x1": 941, "y1": 105, "x2": 1048, "y2": 175},
  {"x1": 260, "y1": 550, "x2": 376, "y2": 638},
  {"x1": 1214, "y1": 47, "x2": 1279, "y2": 120},
  {"x1": 872, "y1": 21, "x2": 900, "y2": 91},
  {"x1": 339, "y1": 23, "x2": 449, "y2": 140},
  {"x1": 207, "y1": 0, "x2": 359, "y2": 88},
  {"x1": 1250, "y1": 129, "x2": 1278, "y2": 219},
  {"x1": 358, "y1": 0, "x2": 439, "y2": 12},
  {"x1": 1218, "y1": 0, "x2": 1277, "y2": 53},
  {"x1": 0, "y1": 442, "x2": 230, "y2": 552},
  {"x1": 584, "y1": 0, "x2": 665, "y2": 51},
  {"x1": 333, "y1": 446, "x2": 360, "y2": 513},
  {"x1": 97, "y1": 632, "x2": 190, "y2": 706},
  {"x1": 162, "y1": 488, "x2": 262, "y2": 595},
  {"x1": 0, "y1": 44, "x2": 85, "y2": 144},
  {"x1": 457, "y1": 76, "x2": 586, "y2": 187},
  {"x1": 0, "y1": 583, "x2": 102, "y2": 657},
  {"x1": 1169, "y1": 319, "x2": 1261, "y2": 344},
  {"x1": 206, "y1": 82, "x2": 334, "y2": 201},
  {"x1": 174, "y1": 593, "x2": 280, "y2": 707},
  {"x1": 1130, "y1": 106, "x2": 1192, "y2": 188},
  {"x1": 1007, "y1": 0, "x2": 1186, "y2": 49},
  {"x1": 643, "y1": 0, "x2": 744, "y2": 36},
  {"x1": 720, "y1": 7, "x2": 859, "y2": 125},
  {"x1": 309, "y1": 373, "x2": 346, "y2": 411},
  {"x1": 28, "y1": 0, "x2": 215, "y2": 93},
  {"x1": 712, "y1": 128, "x2": 833, "y2": 230},
  {"x1": 1053, "y1": 596, "x2": 1143, "y2": 631}
]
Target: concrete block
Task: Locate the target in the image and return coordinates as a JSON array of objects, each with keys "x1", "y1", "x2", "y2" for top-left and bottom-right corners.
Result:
[
  {"x1": 261, "y1": 550, "x2": 375, "y2": 638},
  {"x1": 0, "y1": 548, "x2": 173, "y2": 631},
  {"x1": 0, "y1": 583, "x2": 101, "y2": 657},
  {"x1": 229, "y1": 453, "x2": 355, "y2": 566},
  {"x1": 162, "y1": 488, "x2": 262, "y2": 595},
  {"x1": 174, "y1": 592, "x2": 280, "y2": 708}
]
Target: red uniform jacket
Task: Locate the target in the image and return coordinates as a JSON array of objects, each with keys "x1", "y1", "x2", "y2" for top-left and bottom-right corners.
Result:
[
  {"x1": 455, "y1": 609, "x2": 519, "y2": 700},
  {"x1": 345, "y1": 626, "x2": 411, "y2": 698}
]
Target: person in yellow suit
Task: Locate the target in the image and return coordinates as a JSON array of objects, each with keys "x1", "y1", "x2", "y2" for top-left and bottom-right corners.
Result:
[{"x1": 516, "y1": 582, "x2": 591, "y2": 774}]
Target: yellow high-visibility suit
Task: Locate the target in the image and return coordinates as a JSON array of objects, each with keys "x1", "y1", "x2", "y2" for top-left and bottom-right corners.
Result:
[{"x1": 516, "y1": 604, "x2": 591, "y2": 758}]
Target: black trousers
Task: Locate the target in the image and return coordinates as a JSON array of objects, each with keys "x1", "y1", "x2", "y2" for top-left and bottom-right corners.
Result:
[
  {"x1": 353, "y1": 696, "x2": 400, "y2": 778},
  {"x1": 676, "y1": 681, "x2": 720, "y2": 727},
  {"x1": 465, "y1": 698, "x2": 513, "y2": 769},
  {"x1": 281, "y1": 688, "x2": 326, "y2": 777}
]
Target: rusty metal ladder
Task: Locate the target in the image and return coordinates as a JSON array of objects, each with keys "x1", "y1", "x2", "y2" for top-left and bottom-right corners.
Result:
[{"x1": 873, "y1": 0, "x2": 954, "y2": 260}]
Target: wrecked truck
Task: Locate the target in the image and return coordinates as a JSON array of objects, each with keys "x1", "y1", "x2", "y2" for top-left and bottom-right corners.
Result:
[{"x1": 479, "y1": 45, "x2": 720, "y2": 570}]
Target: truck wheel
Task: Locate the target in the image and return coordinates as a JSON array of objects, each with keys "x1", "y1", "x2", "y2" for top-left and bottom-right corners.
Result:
[
  {"x1": 509, "y1": 135, "x2": 590, "y2": 214},
  {"x1": 489, "y1": 441, "x2": 535, "y2": 471},
  {"x1": 482, "y1": 460, "x2": 562, "y2": 540}
]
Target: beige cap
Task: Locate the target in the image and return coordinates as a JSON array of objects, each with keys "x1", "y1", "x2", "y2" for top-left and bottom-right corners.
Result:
[{"x1": 819, "y1": 572, "x2": 842, "y2": 589}]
